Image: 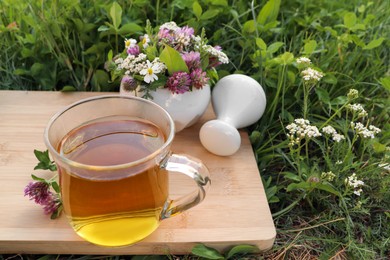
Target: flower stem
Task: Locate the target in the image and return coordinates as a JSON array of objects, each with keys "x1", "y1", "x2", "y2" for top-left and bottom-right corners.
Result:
[
  {"x1": 269, "y1": 65, "x2": 287, "y2": 121},
  {"x1": 303, "y1": 84, "x2": 309, "y2": 119},
  {"x1": 272, "y1": 193, "x2": 305, "y2": 218},
  {"x1": 320, "y1": 102, "x2": 349, "y2": 128}
]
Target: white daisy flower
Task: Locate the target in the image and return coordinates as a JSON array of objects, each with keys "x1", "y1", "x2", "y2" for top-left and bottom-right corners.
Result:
[
  {"x1": 140, "y1": 60, "x2": 159, "y2": 83},
  {"x1": 140, "y1": 34, "x2": 150, "y2": 49},
  {"x1": 125, "y1": 38, "x2": 137, "y2": 48}
]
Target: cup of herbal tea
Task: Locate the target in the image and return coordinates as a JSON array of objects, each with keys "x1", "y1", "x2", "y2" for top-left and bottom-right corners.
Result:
[{"x1": 44, "y1": 95, "x2": 210, "y2": 247}]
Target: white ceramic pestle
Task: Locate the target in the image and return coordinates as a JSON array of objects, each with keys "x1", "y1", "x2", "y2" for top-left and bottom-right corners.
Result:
[{"x1": 199, "y1": 74, "x2": 267, "y2": 156}]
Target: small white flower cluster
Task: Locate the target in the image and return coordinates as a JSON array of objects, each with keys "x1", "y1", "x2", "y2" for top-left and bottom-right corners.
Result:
[
  {"x1": 286, "y1": 118, "x2": 322, "y2": 146},
  {"x1": 347, "y1": 103, "x2": 368, "y2": 118},
  {"x1": 321, "y1": 171, "x2": 336, "y2": 182},
  {"x1": 116, "y1": 54, "x2": 166, "y2": 79},
  {"x1": 116, "y1": 53, "x2": 147, "y2": 74},
  {"x1": 192, "y1": 36, "x2": 229, "y2": 65},
  {"x1": 322, "y1": 125, "x2": 345, "y2": 143},
  {"x1": 159, "y1": 21, "x2": 179, "y2": 31},
  {"x1": 296, "y1": 57, "x2": 311, "y2": 65},
  {"x1": 301, "y1": 67, "x2": 324, "y2": 82},
  {"x1": 203, "y1": 45, "x2": 229, "y2": 64},
  {"x1": 351, "y1": 122, "x2": 381, "y2": 139},
  {"x1": 347, "y1": 89, "x2": 359, "y2": 100},
  {"x1": 345, "y1": 173, "x2": 364, "y2": 196}
]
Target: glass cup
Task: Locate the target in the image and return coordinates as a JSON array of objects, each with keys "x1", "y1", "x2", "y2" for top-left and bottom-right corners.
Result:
[{"x1": 44, "y1": 95, "x2": 210, "y2": 247}]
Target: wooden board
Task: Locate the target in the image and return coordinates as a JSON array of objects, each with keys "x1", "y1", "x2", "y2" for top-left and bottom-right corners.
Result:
[{"x1": 0, "y1": 90, "x2": 275, "y2": 255}]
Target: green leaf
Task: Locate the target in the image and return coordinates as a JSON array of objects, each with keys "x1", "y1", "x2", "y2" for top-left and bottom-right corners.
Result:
[
  {"x1": 322, "y1": 73, "x2": 338, "y2": 85},
  {"x1": 257, "y1": 0, "x2": 281, "y2": 25},
  {"x1": 50, "y1": 22, "x2": 61, "y2": 38},
  {"x1": 13, "y1": 68, "x2": 29, "y2": 76},
  {"x1": 379, "y1": 76, "x2": 390, "y2": 91},
  {"x1": 348, "y1": 34, "x2": 363, "y2": 47},
  {"x1": 107, "y1": 49, "x2": 113, "y2": 61},
  {"x1": 331, "y1": 96, "x2": 348, "y2": 105},
  {"x1": 34, "y1": 150, "x2": 50, "y2": 164},
  {"x1": 144, "y1": 45, "x2": 158, "y2": 61},
  {"x1": 83, "y1": 42, "x2": 109, "y2": 55},
  {"x1": 226, "y1": 245, "x2": 259, "y2": 259},
  {"x1": 191, "y1": 244, "x2": 224, "y2": 259},
  {"x1": 279, "y1": 52, "x2": 294, "y2": 65},
  {"x1": 282, "y1": 172, "x2": 301, "y2": 182},
  {"x1": 265, "y1": 185, "x2": 277, "y2": 201},
  {"x1": 210, "y1": 0, "x2": 228, "y2": 6},
  {"x1": 33, "y1": 150, "x2": 57, "y2": 171},
  {"x1": 109, "y1": 2, "x2": 122, "y2": 30},
  {"x1": 51, "y1": 181, "x2": 61, "y2": 193},
  {"x1": 315, "y1": 88, "x2": 330, "y2": 104},
  {"x1": 159, "y1": 45, "x2": 189, "y2": 74},
  {"x1": 30, "y1": 63, "x2": 45, "y2": 77},
  {"x1": 49, "y1": 164, "x2": 57, "y2": 171},
  {"x1": 344, "y1": 12, "x2": 357, "y2": 29},
  {"x1": 242, "y1": 20, "x2": 256, "y2": 33},
  {"x1": 31, "y1": 174, "x2": 47, "y2": 182},
  {"x1": 61, "y1": 85, "x2": 77, "y2": 92},
  {"x1": 303, "y1": 40, "x2": 317, "y2": 55},
  {"x1": 118, "y1": 23, "x2": 143, "y2": 35},
  {"x1": 313, "y1": 183, "x2": 341, "y2": 197},
  {"x1": 255, "y1": 37, "x2": 267, "y2": 50},
  {"x1": 267, "y1": 42, "x2": 284, "y2": 54},
  {"x1": 350, "y1": 23, "x2": 366, "y2": 31},
  {"x1": 97, "y1": 25, "x2": 110, "y2": 32},
  {"x1": 287, "y1": 70, "x2": 296, "y2": 84},
  {"x1": 287, "y1": 182, "x2": 310, "y2": 192},
  {"x1": 363, "y1": 37, "x2": 385, "y2": 50},
  {"x1": 193, "y1": 1, "x2": 202, "y2": 20},
  {"x1": 200, "y1": 9, "x2": 220, "y2": 20},
  {"x1": 372, "y1": 141, "x2": 386, "y2": 153},
  {"x1": 324, "y1": 26, "x2": 338, "y2": 37}
]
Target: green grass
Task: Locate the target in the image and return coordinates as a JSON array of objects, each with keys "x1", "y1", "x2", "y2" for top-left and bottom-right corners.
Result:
[{"x1": 1, "y1": 0, "x2": 389, "y2": 259}]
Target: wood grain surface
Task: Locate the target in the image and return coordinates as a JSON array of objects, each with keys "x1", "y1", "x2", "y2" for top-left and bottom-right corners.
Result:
[{"x1": 0, "y1": 90, "x2": 275, "y2": 255}]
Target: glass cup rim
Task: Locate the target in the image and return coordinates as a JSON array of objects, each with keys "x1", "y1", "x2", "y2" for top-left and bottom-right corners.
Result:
[{"x1": 43, "y1": 94, "x2": 175, "y2": 171}]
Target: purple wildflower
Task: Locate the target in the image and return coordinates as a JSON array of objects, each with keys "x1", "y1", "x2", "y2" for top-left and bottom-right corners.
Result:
[
  {"x1": 24, "y1": 181, "x2": 51, "y2": 205},
  {"x1": 182, "y1": 51, "x2": 201, "y2": 70},
  {"x1": 190, "y1": 68, "x2": 209, "y2": 89},
  {"x1": 174, "y1": 26, "x2": 194, "y2": 51},
  {"x1": 43, "y1": 194, "x2": 61, "y2": 215},
  {"x1": 127, "y1": 45, "x2": 140, "y2": 56},
  {"x1": 158, "y1": 28, "x2": 175, "y2": 45},
  {"x1": 121, "y1": 75, "x2": 138, "y2": 91},
  {"x1": 176, "y1": 26, "x2": 194, "y2": 37},
  {"x1": 213, "y1": 45, "x2": 222, "y2": 51},
  {"x1": 166, "y1": 72, "x2": 191, "y2": 94}
]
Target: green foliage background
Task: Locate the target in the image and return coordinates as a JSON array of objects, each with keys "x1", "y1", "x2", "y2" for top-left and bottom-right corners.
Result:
[{"x1": 1, "y1": 0, "x2": 389, "y2": 259}]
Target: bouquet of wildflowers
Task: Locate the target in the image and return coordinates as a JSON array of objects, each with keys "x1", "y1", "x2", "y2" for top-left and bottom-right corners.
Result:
[{"x1": 106, "y1": 21, "x2": 229, "y2": 96}]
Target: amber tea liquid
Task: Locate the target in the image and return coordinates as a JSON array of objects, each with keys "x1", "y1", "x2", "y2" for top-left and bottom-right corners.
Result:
[{"x1": 58, "y1": 117, "x2": 168, "y2": 247}]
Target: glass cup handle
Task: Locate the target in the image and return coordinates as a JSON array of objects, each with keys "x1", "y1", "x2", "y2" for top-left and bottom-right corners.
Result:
[{"x1": 160, "y1": 153, "x2": 211, "y2": 220}]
